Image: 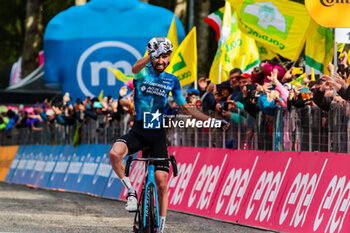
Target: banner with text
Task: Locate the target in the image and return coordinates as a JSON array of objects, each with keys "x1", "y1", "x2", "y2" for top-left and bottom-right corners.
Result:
[{"x1": 163, "y1": 147, "x2": 350, "y2": 233}]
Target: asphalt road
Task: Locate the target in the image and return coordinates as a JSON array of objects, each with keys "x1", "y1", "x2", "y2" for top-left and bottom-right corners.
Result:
[{"x1": 0, "y1": 182, "x2": 276, "y2": 233}]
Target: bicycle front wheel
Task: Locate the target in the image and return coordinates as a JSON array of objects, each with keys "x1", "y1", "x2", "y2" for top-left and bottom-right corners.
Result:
[
  {"x1": 143, "y1": 183, "x2": 157, "y2": 233},
  {"x1": 133, "y1": 188, "x2": 144, "y2": 233}
]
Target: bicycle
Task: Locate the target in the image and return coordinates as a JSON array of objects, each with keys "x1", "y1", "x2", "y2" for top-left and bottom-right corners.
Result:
[{"x1": 125, "y1": 147, "x2": 178, "y2": 233}]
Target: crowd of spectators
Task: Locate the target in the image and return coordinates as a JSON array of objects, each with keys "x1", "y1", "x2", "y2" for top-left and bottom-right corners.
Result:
[{"x1": 1, "y1": 54, "x2": 350, "y2": 151}]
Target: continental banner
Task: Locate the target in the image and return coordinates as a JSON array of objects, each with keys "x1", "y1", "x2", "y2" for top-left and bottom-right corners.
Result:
[
  {"x1": 233, "y1": 0, "x2": 310, "y2": 61},
  {"x1": 0, "y1": 146, "x2": 19, "y2": 181},
  {"x1": 305, "y1": 0, "x2": 350, "y2": 28}
]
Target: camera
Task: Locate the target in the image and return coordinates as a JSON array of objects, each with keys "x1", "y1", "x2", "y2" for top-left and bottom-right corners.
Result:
[{"x1": 338, "y1": 64, "x2": 345, "y2": 75}]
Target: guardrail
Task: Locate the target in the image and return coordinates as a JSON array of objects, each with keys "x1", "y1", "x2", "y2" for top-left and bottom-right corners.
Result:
[{"x1": 1, "y1": 103, "x2": 349, "y2": 153}]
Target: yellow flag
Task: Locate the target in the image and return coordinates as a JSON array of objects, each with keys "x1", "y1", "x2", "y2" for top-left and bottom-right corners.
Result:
[
  {"x1": 256, "y1": 41, "x2": 276, "y2": 61},
  {"x1": 305, "y1": 19, "x2": 333, "y2": 75},
  {"x1": 107, "y1": 67, "x2": 133, "y2": 83},
  {"x1": 233, "y1": 0, "x2": 310, "y2": 61},
  {"x1": 289, "y1": 73, "x2": 306, "y2": 86},
  {"x1": 98, "y1": 90, "x2": 104, "y2": 101},
  {"x1": 227, "y1": 0, "x2": 244, "y2": 6},
  {"x1": 165, "y1": 27, "x2": 197, "y2": 86},
  {"x1": 338, "y1": 43, "x2": 345, "y2": 53},
  {"x1": 220, "y1": 1, "x2": 233, "y2": 45},
  {"x1": 209, "y1": 3, "x2": 260, "y2": 84},
  {"x1": 167, "y1": 16, "x2": 179, "y2": 55}
]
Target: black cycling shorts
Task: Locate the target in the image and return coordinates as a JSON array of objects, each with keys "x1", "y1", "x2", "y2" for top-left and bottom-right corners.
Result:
[{"x1": 116, "y1": 121, "x2": 169, "y2": 173}]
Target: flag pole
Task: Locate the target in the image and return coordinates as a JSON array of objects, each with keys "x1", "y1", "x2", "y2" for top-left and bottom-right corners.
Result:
[
  {"x1": 219, "y1": 62, "x2": 222, "y2": 84},
  {"x1": 241, "y1": 55, "x2": 246, "y2": 71}
]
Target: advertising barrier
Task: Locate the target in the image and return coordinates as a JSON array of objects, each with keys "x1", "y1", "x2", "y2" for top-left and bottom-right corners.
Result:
[
  {"x1": 88, "y1": 145, "x2": 113, "y2": 196},
  {"x1": 5, "y1": 146, "x2": 24, "y2": 183},
  {"x1": 163, "y1": 147, "x2": 350, "y2": 233},
  {"x1": 60, "y1": 145, "x2": 89, "y2": 192},
  {"x1": 74, "y1": 146, "x2": 100, "y2": 193},
  {"x1": 3, "y1": 145, "x2": 350, "y2": 233},
  {"x1": 31, "y1": 145, "x2": 51, "y2": 187},
  {"x1": 0, "y1": 146, "x2": 18, "y2": 181},
  {"x1": 36, "y1": 146, "x2": 59, "y2": 188},
  {"x1": 48, "y1": 145, "x2": 73, "y2": 189}
]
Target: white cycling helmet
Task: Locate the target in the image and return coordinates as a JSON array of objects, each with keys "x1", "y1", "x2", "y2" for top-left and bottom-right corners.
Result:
[{"x1": 147, "y1": 36, "x2": 173, "y2": 55}]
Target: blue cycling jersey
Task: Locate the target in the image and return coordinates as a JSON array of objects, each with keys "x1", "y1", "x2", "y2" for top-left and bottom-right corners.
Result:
[{"x1": 133, "y1": 64, "x2": 186, "y2": 121}]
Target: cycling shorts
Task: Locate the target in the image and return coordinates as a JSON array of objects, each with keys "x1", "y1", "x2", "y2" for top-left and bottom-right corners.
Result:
[{"x1": 116, "y1": 121, "x2": 169, "y2": 173}]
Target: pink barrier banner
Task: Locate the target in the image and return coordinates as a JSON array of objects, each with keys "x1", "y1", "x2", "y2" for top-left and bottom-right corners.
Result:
[{"x1": 119, "y1": 147, "x2": 350, "y2": 233}]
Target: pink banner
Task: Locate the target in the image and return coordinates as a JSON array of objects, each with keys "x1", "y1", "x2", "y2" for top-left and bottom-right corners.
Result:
[{"x1": 121, "y1": 147, "x2": 350, "y2": 233}]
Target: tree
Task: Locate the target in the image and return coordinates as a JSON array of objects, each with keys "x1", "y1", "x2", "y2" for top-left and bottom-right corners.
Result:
[
  {"x1": 0, "y1": 0, "x2": 26, "y2": 70},
  {"x1": 21, "y1": 0, "x2": 44, "y2": 78}
]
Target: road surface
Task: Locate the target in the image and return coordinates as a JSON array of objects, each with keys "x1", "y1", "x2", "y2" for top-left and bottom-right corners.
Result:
[{"x1": 0, "y1": 182, "x2": 276, "y2": 233}]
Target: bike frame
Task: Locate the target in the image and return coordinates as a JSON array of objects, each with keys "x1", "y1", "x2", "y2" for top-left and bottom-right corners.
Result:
[
  {"x1": 143, "y1": 164, "x2": 159, "y2": 228},
  {"x1": 124, "y1": 153, "x2": 177, "y2": 233}
]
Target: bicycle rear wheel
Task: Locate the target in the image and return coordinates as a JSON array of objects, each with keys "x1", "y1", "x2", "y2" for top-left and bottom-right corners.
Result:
[{"x1": 143, "y1": 183, "x2": 157, "y2": 233}]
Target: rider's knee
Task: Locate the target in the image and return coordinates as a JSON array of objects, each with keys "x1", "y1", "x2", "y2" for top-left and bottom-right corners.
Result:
[
  {"x1": 109, "y1": 142, "x2": 127, "y2": 163},
  {"x1": 156, "y1": 177, "x2": 168, "y2": 193}
]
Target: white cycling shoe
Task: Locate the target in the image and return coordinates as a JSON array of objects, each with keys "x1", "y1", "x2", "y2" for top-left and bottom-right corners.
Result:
[{"x1": 125, "y1": 191, "x2": 138, "y2": 212}]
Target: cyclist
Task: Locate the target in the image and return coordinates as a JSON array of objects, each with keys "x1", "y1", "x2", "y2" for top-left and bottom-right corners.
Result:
[{"x1": 109, "y1": 36, "x2": 228, "y2": 233}]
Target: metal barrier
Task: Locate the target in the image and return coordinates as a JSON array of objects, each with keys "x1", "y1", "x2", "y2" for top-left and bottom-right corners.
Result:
[{"x1": 1, "y1": 104, "x2": 350, "y2": 153}]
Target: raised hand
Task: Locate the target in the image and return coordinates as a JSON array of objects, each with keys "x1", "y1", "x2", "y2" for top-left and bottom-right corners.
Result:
[
  {"x1": 333, "y1": 73, "x2": 348, "y2": 88},
  {"x1": 266, "y1": 68, "x2": 278, "y2": 84},
  {"x1": 198, "y1": 77, "x2": 207, "y2": 91},
  {"x1": 327, "y1": 63, "x2": 334, "y2": 74},
  {"x1": 263, "y1": 83, "x2": 272, "y2": 94},
  {"x1": 119, "y1": 86, "x2": 128, "y2": 98}
]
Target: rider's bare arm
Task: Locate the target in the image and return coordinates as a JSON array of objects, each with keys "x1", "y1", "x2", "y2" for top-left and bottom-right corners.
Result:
[
  {"x1": 179, "y1": 103, "x2": 230, "y2": 129},
  {"x1": 132, "y1": 55, "x2": 151, "y2": 74}
]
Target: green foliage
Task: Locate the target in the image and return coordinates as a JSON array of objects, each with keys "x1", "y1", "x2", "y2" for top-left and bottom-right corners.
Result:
[
  {"x1": 0, "y1": 0, "x2": 75, "y2": 70},
  {"x1": 148, "y1": 0, "x2": 175, "y2": 11},
  {"x1": 291, "y1": 0, "x2": 304, "y2": 3},
  {"x1": 42, "y1": 0, "x2": 75, "y2": 27},
  {"x1": 0, "y1": 0, "x2": 26, "y2": 69}
]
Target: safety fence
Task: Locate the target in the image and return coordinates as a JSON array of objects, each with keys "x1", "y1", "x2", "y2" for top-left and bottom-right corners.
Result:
[
  {"x1": 1, "y1": 103, "x2": 349, "y2": 153},
  {"x1": 1, "y1": 145, "x2": 350, "y2": 233}
]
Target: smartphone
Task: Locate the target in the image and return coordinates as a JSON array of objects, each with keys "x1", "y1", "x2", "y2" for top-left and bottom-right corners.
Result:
[
  {"x1": 223, "y1": 102, "x2": 229, "y2": 111},
  {"x1": 338, "y1": 64, "x2": 345, "y2": 74},
  {"x1": 245, "y1": 84, "x2": 257, "y2": 91},
  {"x1": 299, "y1": 86, "x2": 309, "y2": 93},
  {"x1": 292, "y1": 67, "x2": 304, "y2": 75},
  {"x1": 268, "y1": 84, "x2": 276, "y2": 90}
]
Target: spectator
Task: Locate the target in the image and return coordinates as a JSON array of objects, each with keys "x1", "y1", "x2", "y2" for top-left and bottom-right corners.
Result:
[
  {"x1": 258, "y1": 83, "x2": 283, "y2": 116},
  {"x1": 200, "y1": 81, "x2": 217, "y2": 113}
]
